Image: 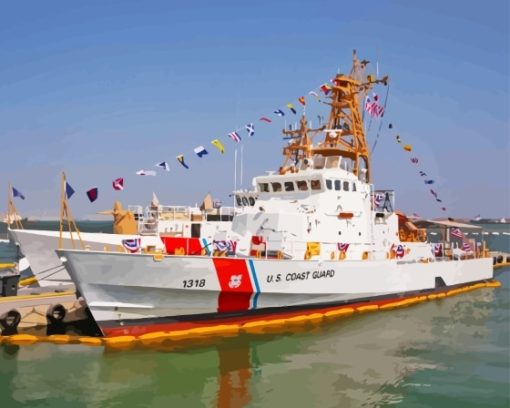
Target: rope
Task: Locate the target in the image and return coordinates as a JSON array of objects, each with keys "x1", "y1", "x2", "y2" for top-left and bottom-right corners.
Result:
[{"x1": 370, "y1": 83, "x2": 391, "y2": 155}]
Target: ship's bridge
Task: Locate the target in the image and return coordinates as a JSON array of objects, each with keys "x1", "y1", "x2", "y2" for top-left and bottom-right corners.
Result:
[
  {"x1": 254, "y1": 154, "x2": 366, "y2": 199},
  {"x1": 231, "y1": 153, "x2": 373, "y2": 252}
]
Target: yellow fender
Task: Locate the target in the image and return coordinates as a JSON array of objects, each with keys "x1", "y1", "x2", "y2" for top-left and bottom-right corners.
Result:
[
  {"x1": 19, "y1": 276, "x2": 38, "y2": 287},
  {"x1": 324, "y1": 307, "x2": 355, "y2": 319},
  {"x1": 305, "y1": 313, "x2": 324, "y2": 324},
  {"x1": 46, "y1": 335, "x2": 78, "y2": 344},
  {"x1": 242, "y1": 320, "x2": 271, "y2": 334},
  {"x1": 5, "y1": 334, "x2": 39, "y2": 345},
  {"x1": 284, "y1": 315, "x2": 308, "y2": 327},
  {"x1": 380, "y1": 301, "x2": 405, "y2": 310},
  {"x1": 167, "y1": 330, "x2": 193, "y2": 341},
  {"x1": 356, "y1": 304, "x2": 378, "y2": 312},
  {"x1": 138, "y1": 331, "x2": 172, "y2": 346},
  {"x1": 187, "y1": 324, "x2": 240, "y2": 337},
  {"x1": 103, "y1": 335, "x2": 137, "y2": 349},
  {"x1": 242, "y1": 319, "x2": 286, "y2": 334},
  {"x1": 78, "y1": 337, "x2": 103, "y2": 346},
  {"x1": 0, "y1": 263, "x2": 16, "y2": 269}
]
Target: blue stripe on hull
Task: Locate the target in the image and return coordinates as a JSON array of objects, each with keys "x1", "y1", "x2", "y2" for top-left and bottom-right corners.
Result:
[{"x1": 248, "y1": 259, "x2": 260, "y2": 309}]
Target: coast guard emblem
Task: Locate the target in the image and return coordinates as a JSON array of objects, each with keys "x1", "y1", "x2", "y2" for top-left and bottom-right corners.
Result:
[{"x1": 228, "y1": 274, "x2": 242, "y2": 289}]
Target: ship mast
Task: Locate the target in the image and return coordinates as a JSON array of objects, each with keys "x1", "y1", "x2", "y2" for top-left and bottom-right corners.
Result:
[
  {"x1": 280, "y1": 50, "x2": 388, "y2": 182},
  {"x1": 280, "y1": 116, "x2": 325, "y2": 171}
]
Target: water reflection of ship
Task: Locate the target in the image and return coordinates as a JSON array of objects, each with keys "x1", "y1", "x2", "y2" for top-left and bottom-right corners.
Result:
[
  {"x1": 216, "y1": 342, "x2": 252, "y2": 408},
  {"x1": 1, "y1": 289, "x2": 498, "y2": 407}
]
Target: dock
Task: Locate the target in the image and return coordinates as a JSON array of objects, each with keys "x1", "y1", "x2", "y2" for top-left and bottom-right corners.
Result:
[
  {"x1": 0, "y1": 284, "x2": 92, "y2": 336},
  {"x1": 491, "y1": 251, "x2": 510, "y2": 270}
]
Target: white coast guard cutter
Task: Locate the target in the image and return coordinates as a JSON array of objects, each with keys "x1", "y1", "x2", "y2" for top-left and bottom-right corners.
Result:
[{"x1": 58, "y1": 52, "x2": 493, "y2": 337}]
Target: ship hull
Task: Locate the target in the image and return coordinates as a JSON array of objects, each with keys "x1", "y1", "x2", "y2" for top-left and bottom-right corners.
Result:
[{"x1": 58, "y1": 250, "x2": 493, "y2": 336}]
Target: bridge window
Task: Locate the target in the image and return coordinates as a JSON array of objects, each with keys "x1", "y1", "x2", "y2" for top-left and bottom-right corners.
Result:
[
  {"x1": 259, "y1": 183, "x2": 269, "y2": 192},
  {"x1": 284, "y1": 181, "x2": 295, "y2": 192},
  {"x1": 326, "y1": 179, "x2": 332, "y2": 190},
  {"x1": 296, "y1": 180, "x2": 308, "y2": 191},
  {"x1": 271, "y1": 182, "x2": 282, "y2": 192},
  {"x1": 343, "y1": 181, "x2": 349, "y2": 191},
  {"x1": 311, "y1": 179, "x2": 322, "y2": 191},
  {"x1": 313, "y1": 156, "x2": 326, "y2": 169},
  {"x1": 352, "y1": 182, "x2": 357, "y2": 192},
  {"x1": 236, "y1": 196, "x2": 242, "y2": 206},
  {"x1": 325, "y1": 156, "x2": 340, "y2": 169},
  {"x1": 248, "y1": 197, "x2": 255, "y2": 206},
  {"x1": 334, "y1": 180, "x2": 341, "y2": 191}
]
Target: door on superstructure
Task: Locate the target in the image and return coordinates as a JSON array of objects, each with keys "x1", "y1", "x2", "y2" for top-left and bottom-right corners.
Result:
[{"x1": 191, "y1": 223, "x2": 201, "y2": 238}]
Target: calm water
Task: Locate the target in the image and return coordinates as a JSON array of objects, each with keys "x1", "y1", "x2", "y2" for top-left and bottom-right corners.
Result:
[{"x1": 0, "y1": 223, "x2": 508, "y2": 407}]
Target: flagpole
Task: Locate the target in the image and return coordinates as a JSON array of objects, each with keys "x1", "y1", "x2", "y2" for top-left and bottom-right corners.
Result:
[
  {"x1": 7, "y1": 182, "x2": 23, "y2": 229},
  {"x1": 7, "y1": 183, "x2": 10, "y2": 227},
  {"x1": 240, "y1": 144, "x2": 244, "y2": 189},
  {"x1": 59, "y1": 172, "x2": 83, "y2": 250},
  {"x1": 7, "y1": 182, "x2": 11, "y2": 228},
  {"x1": 58, "y1": 173, "x2": 65, "y2": 249},
  {"x1": 376, "y1": 47, "x2": 380, "y2": 78},
  {"x1": 64, "y1": 174, "x2": 76, "y2": 249},
  {"x1": 234, "y1": 148, "x2": 238, "y2": 205}
]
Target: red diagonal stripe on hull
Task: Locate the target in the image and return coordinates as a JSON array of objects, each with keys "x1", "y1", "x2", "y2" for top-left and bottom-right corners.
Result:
[{"x1": 213, "y1": 258, "x2": 253, "y2": 313}]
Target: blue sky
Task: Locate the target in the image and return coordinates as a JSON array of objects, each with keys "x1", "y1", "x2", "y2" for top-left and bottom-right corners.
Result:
[{"x1": 1, "y1": 0, "x2": 508, "y2": 219}]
